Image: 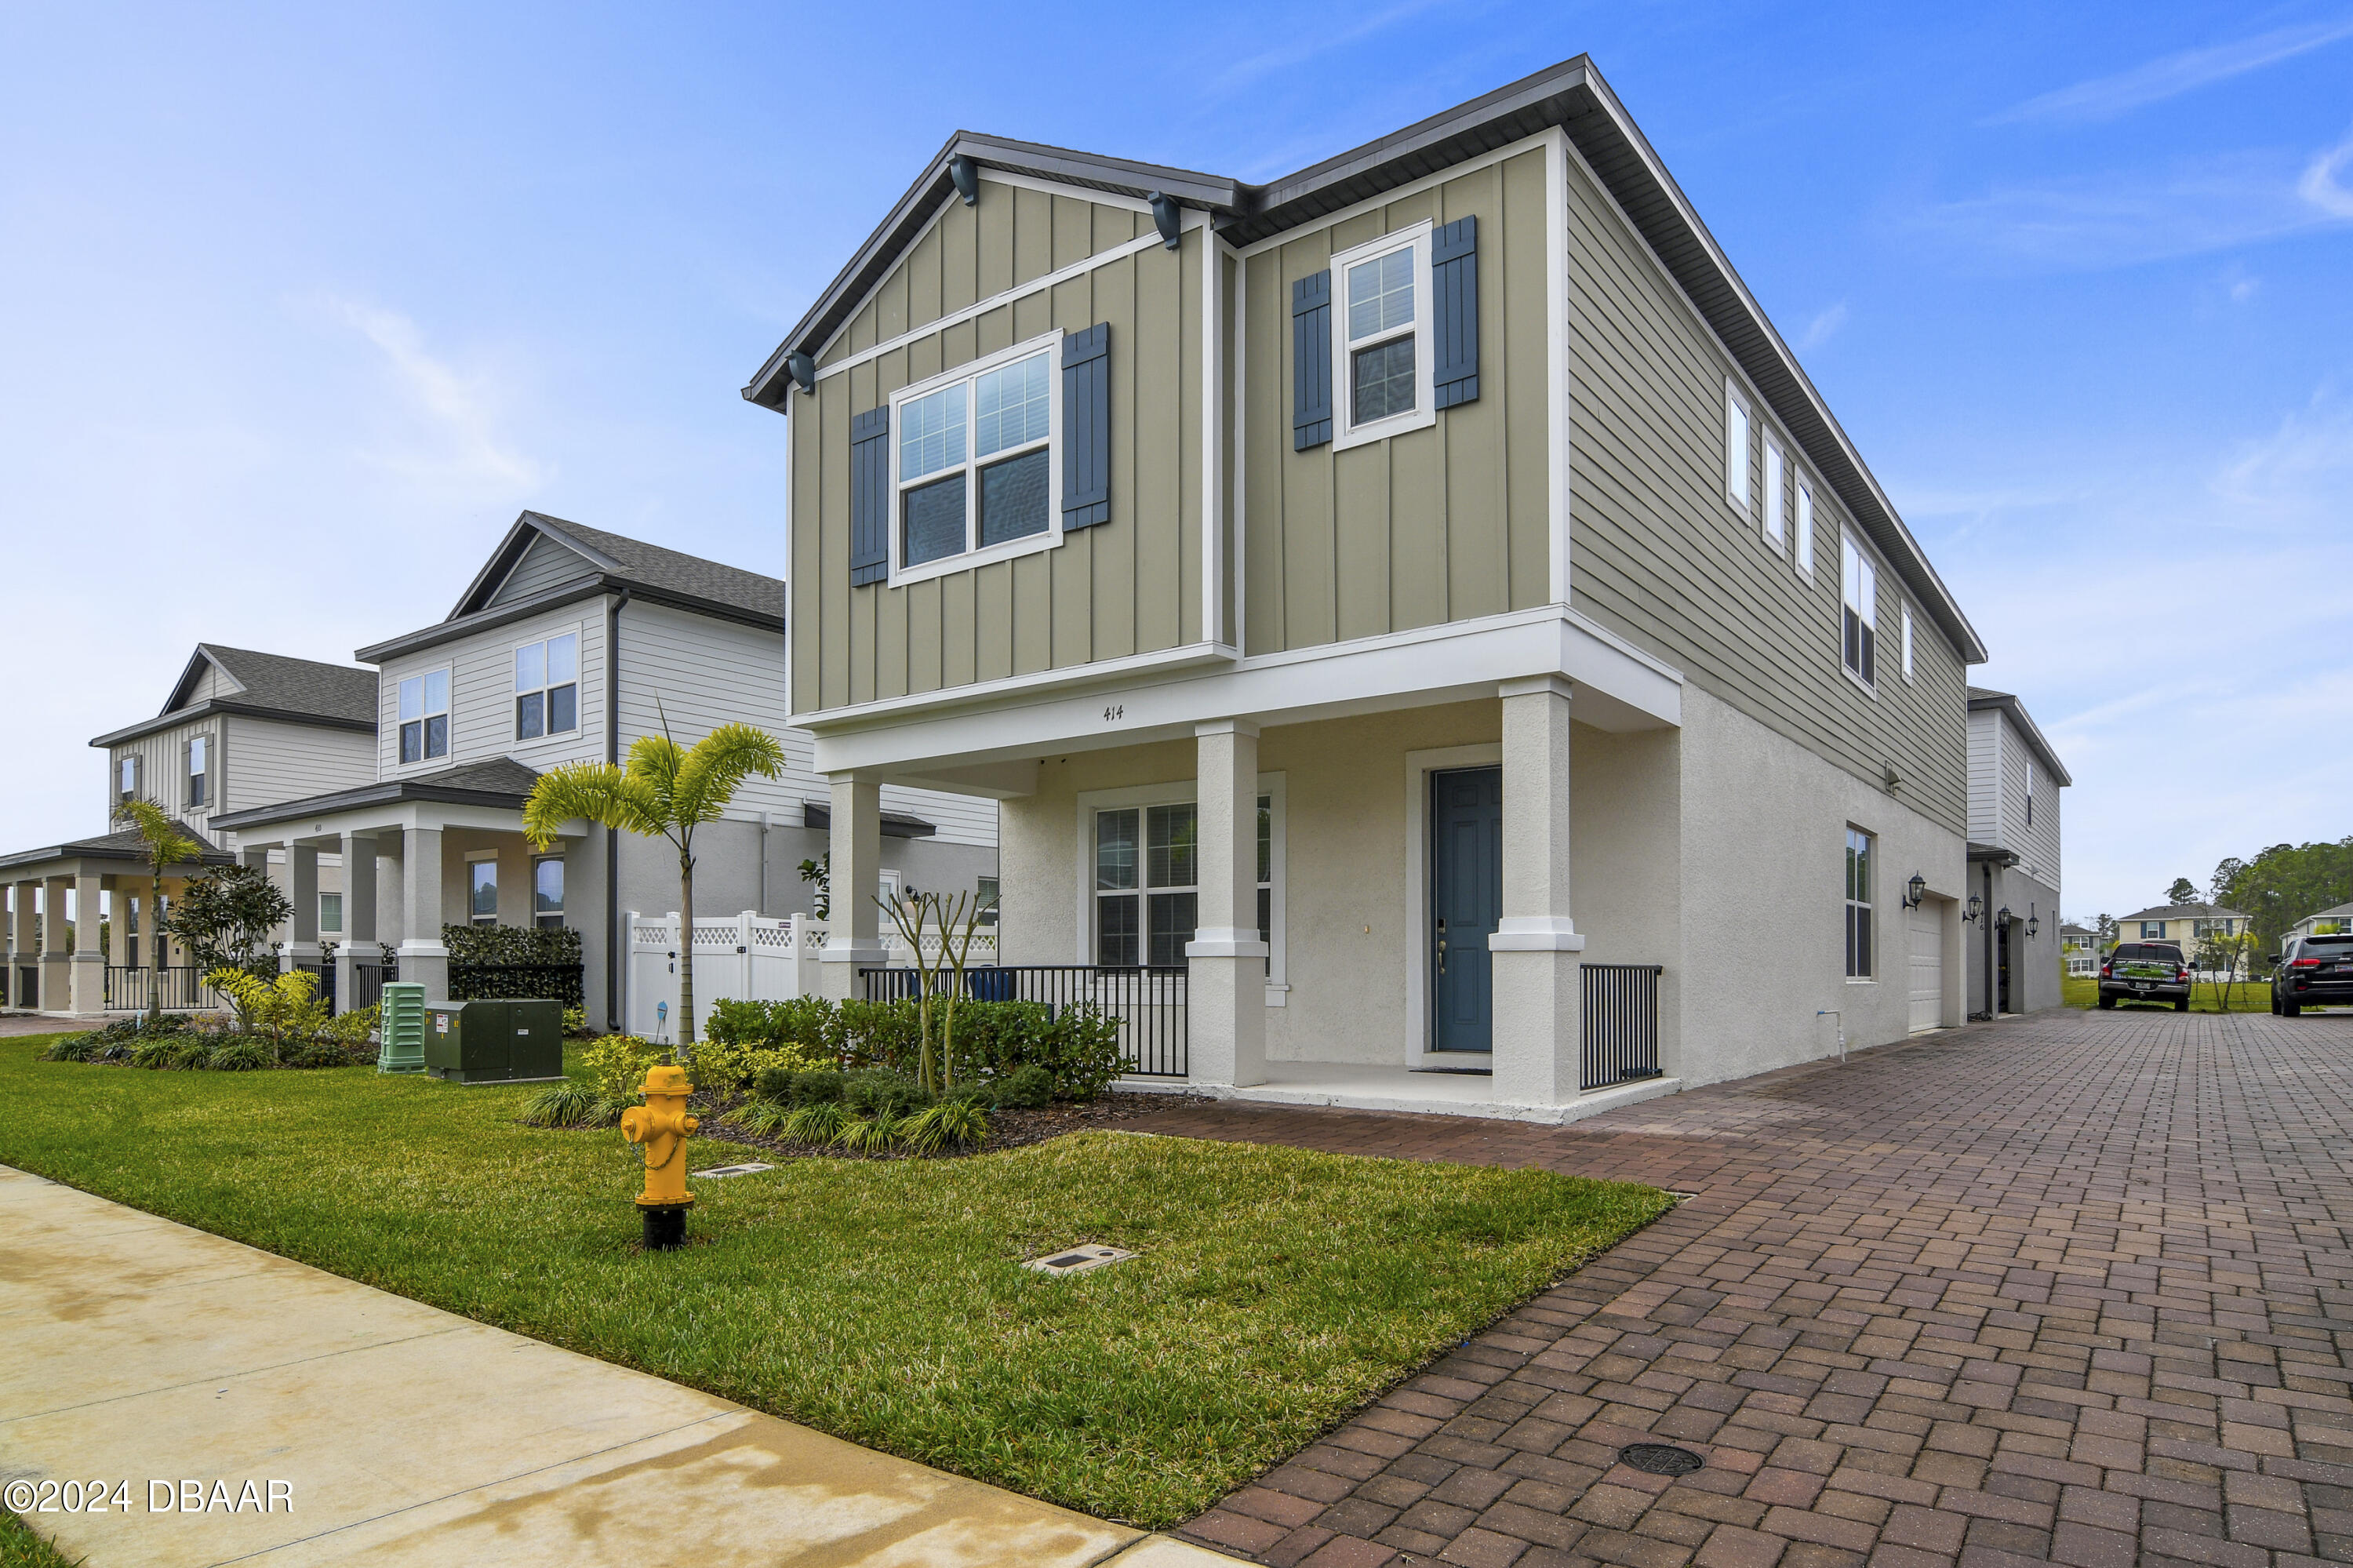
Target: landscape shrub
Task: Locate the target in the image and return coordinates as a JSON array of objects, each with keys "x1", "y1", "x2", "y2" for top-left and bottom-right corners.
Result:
[
  {"x1": 580, "y1": 1034, "x2": 667, "y2": 1102},
  {"x1": 518, "y1": 1079, "x2": 613, "y2": 1129},
  {"x1": 990, "y1": 1063, "x2": 1055, "y2": 1110},
  {"x1": 686, "y1": 1031, "x2": 824, "y2": 1093},
  {"x1": 207, "y1": 1039, "x2": 275, "y2": 1072},
  {"x1": 824, "y1": 999, "x2": 1125, "y2": 1100},
  {"x1": 169, "y1": 1040, "x2": 214, "y2": 1071},
  {"x1": 440, "y1": 924, "x2": 583, "y2": 965}
]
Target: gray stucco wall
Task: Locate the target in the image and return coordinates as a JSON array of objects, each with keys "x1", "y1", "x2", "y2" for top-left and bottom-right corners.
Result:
[{"x1": 1965, "y1": 862, "x2": 2064, "y2": 1017}]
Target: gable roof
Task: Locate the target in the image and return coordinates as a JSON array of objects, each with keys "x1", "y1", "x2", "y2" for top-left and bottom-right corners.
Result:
[
  {"x1": 355, "y1": 511, "x2": 785, "y2": 664},
  {"x1": 0, "y1": 821, "x2": 231, "y2": 875},
  {"x1": 89, "y1": 644, "x2": 378, "y2": 749},
  {"x1": 2118, "y1": 903, "x2": 2249, "y2": 923},
  {"x1": 1967, "y1": 687, "x2": 2073, "y2": 788},
  {"x1": 2297, "y1": 901, "x2": 2353, "y2": 926},
  {"x1": 744, "y1": 54, "x2": 1986, "y2": 666},
  {"x1": 208, "y1": 758, "x2": 544, "y2": 834}
]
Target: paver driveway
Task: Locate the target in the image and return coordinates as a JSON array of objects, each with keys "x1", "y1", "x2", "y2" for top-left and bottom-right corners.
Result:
[{"x1": 1158, "y1": 1008, "x2": 2353, "y2": 1568}]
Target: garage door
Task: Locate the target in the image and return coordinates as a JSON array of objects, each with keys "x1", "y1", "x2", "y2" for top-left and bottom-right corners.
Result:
[{"x1": 1908, "y1": 904, "x2": 1944, "y2": 1032}]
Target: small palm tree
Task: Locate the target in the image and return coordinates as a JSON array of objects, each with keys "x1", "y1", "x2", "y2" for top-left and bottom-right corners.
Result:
[
  {"x1": 114, "y1": 797, "x2": 202, "y2": 1027},
  {"x1": 522, "y1": 716, "x2": 784, "y2": 1051}
]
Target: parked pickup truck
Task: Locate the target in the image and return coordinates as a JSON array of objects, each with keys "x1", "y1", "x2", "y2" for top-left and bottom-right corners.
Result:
[
  {"x1": 2098, "y1": 941, "x2": 2191, "y2": 1011},
  {"x1": 2274, "y1": 933, "x2": 2353, "y2": 1015}
]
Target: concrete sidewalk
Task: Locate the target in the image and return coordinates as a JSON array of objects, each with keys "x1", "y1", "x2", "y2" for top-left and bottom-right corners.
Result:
[{"x1": 0, "y1": 1165, "x2": 1229, "y2": 1566}]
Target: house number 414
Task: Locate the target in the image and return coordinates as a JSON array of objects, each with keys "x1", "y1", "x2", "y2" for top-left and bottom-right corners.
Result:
[{"x1": 1103, "y1": 704, "x2": 1124, "y2": 723}]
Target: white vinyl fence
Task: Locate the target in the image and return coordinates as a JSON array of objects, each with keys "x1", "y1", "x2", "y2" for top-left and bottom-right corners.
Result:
[{"x1": 623, "y1": 911, "x2": 998, "y2": 1043}]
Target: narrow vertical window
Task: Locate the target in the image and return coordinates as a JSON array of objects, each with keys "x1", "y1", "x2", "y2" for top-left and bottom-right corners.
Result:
[
  {"x1": 117, "y1": 755, "x2": 138, "y2": 802},
  {"x1": 1763, "y1": 441, "x2": 1786, "y2": 548},
  {"x1": 469, "y1": 860, "x2": 498, "y2": 926},
  {"x1": 1795, "y1": 482, "x2": 1815, "y2": 576},
  {"x1": 1094, "y1": 809, "x2": 1140, "y2": 967},
  {"x1": 1726, "y1": 386, "x2": 1751, "y2": 509},
  {"x1": 187, "y1": 735, "x2": 209, "y2": 807},
  {"x1": 318, "y1": 892, "x2": 343, "y2": 935},
  {"x1": 533, "y1": 856, "x2": 566, "y2": 930},
  {"x1": 1257, "y1": 793, "x2": 1273, "y2": 977},
  {"x1": 976, "y1": 875, "x2": 999, "y2": 927},
  {"x1": 1845, "y1": 828, "x2": 1875, "y2": 980},
  {"x1": 1841, "y1": 536, "x2": 1877, "y2": 686},
  {"x1": 1900, "y1": 604, "x2": 1915, "y2": 683}
]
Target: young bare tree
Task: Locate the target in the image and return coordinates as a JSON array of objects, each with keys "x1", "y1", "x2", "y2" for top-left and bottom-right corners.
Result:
[{"x1": 878, "y1": 889, "x2": 991, "y2": 1096}]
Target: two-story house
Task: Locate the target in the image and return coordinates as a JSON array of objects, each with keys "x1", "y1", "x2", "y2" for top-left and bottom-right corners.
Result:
[
  {"x1": 207, "y1": 512, "x2": 997, "y2": 1028},
  {"x1": 2288, "y1": 902, "x2": 2353, "y2": 945},
  {"x1": 1964, "y1": 686, "x2": 2068, "y2": 1016},
  {"x1": 1, "y1": 645, "x2": 376, "y2": 1013},
  {"x1": 743, "y1": 56, "x2": 1991, "y2": 1120},
  {"x1": 2115, "y1": 903, "x2": 2249, "y2": 950}
]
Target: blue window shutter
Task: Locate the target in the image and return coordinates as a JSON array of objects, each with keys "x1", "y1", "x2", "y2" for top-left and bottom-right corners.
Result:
[
  {"x1": 1292, "y1": 270, "x2": 1332, "y2": 450},
  {"x1": 849, "y1": 406, "x2": 890, "y2": 586},
  {"x1": 1062, "y1": 322, "x2": 1111, "y2": 529},
  {"x1": 1432, "y1": 216, "x2": 1478, "y2": 409}
]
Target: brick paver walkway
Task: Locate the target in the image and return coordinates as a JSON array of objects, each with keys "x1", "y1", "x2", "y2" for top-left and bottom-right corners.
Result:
[{"x1": 1162, "y1": 1008, "x2": 2353, "y2": 1568}]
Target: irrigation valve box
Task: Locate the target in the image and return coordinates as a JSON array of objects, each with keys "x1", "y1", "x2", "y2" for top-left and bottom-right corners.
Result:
[{"x1": 421, "y1": 999, "x2": 566, "y2": 1085}]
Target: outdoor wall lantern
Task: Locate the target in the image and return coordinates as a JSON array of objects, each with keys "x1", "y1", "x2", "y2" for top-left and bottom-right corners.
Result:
[
  {"x1": 1964, "y1": 893, "x2": 1984, "y2": 926},
  {"x1": 2027, "y1": 906, "x2": 2040, "y2": 940},
  {"x1": 1900, "y1": 872, "x2": 1927, "y2": 910},
  {"x1": 1995, "y1": 906, "x2": 2014, "y2": 932}
]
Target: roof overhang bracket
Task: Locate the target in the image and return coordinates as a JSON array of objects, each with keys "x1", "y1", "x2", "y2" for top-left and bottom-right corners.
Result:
[
  {"x1": 948, "y1": 155, "x2": 980, "y2": 206},
  {"x1": 1148, "y1": 191, "x2": 1181, "y2": 249}
]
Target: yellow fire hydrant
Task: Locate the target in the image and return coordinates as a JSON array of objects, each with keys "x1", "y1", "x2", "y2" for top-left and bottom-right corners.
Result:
[{"x1": 620, "y1": 1063, "x2": 698, "y2": 1250}]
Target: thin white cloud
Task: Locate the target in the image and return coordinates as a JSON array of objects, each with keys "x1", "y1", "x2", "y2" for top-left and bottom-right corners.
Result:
[
  {"x1": 1213, "y1": 0, "x2": 1461, "y2": 93},
  {"x1": 2298, "y1": 120, "x2": 2353, "y2": 216},
  {"x1": 2213, "y1": 383, "x2": 2353, "y2": 522},
  {"x1": 1987, "y1": 16, "x2": 2353, "y2": 125},
  {"x1": 1798, "y1": 302, "x2": 1847, "y2": 350},
  {"x1": 327, "y1": 298, "x2": 546, "y2": 493}
]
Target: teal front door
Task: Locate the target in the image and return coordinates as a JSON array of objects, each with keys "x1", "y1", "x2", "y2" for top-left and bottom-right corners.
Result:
[{"x1": 1430, "y1": 766, "x2": 1502, "y2": 1053}]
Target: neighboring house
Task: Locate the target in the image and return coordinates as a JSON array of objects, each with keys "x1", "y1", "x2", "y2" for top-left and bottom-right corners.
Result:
[
  {"x1": 2116, "y1": 903, "x2": 2249, "y2": 948},
  {"x1": 2060, "y1": 922, "x2": 2098, "y2": 977},
  {"x1": 2289, "y1": 901, "x2": 2353, "y2": 944},
  {"x1": 206, "y1": 512, "x2": 997, "y2": 1029},
  {"x1": 740, "y1": 56, "x2": 1993, "y2": 1120},
  {"x1": 1, "y1": 645, "x2": 376, "y2": 1013},
  {"x1": 1964, "y1": 687, "x2": 2068, "y2": 1017}
]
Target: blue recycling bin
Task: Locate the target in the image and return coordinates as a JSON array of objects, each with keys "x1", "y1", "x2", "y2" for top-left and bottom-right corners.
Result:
[{"x1": 966, "y1": 967, "x2": 1016, "y2": 1002}]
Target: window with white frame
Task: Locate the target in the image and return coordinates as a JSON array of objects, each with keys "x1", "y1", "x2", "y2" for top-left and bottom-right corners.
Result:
[
  {"x1": 2140, "y1": 920, "x2": 2163, "y2": 939},
  {"x1": 1795, "y1": 481, "x2": 1815, "y2": 576},
  {"x1": 318, "y1": 892, "x2": 343, "y2": 936},
  {"x1": 1840, "y1": 533, "x2": 1877, "y2": 686},
  {"x1": 976, "y1": 875, "x2": 999, "y2": 927},
  {"x1": 893, "y1": 336, "x2": 1056, "y2": 579},
  {"x1": 1900, "y1": 604, "x2": 1915, "y2": 682},
  {"x1": 468, "y1": 858, "x2": 498, "y2": 926},
  {"x1": 1726, "y1": 384, "x2": 1751, "y2": 509},
  {"x1": 1763, "y1": 440, "x2": 1786, "y2": 548},
  {"x1": 187, "y1": 734, "x2": 209, "y2": 807},
  {"x1": 398, "y1": 671, "x2": 449, "y2": 764},
  {"x1": 533, "y1": 856, "x2": 564, "y2": 930},
  {"x1": 117, "y1": 755, "x2": 138, "y2": 804},
  {"x1": 2024, "y1": 756, "x2": 2035, "y2": 827},
  {"x1": 515, "y1": 631, "x2": 580, "y2": 740},
  {"x1": 1845, "y1": 827, "x2": 1875, "y2": 980},
  {"x1": 1092, "y1": 793, "x2": 1276, "y2": 971},
  {"x1": 1332, "y1": 224, "x2": 1435, "y2": 449}
]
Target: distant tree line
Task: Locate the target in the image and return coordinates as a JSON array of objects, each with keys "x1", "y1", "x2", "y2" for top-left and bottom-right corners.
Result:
[{"x1": 2210, "y1": 837, "x2": 2353, "y2": 954}]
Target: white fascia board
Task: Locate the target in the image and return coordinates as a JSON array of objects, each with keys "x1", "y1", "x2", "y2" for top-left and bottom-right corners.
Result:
[{"x1": 809, "y1": 606, "x2": 1682, "y2": 780}]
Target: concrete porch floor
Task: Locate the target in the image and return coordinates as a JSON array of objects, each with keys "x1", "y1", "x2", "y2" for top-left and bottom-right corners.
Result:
[{"x1": 1119, "y1": 1060, "x2": 1686, "y2": 1125}]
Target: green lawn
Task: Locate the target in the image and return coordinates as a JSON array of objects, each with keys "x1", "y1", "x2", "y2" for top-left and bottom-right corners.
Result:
[
  {"x1": 2061, "y1": 973, "x2": 2278, "y2": 1013},
  {"x1": 1, "y1": 1508, "x2": 82, "y2": 1568},
  {"x1": 0, "y1": 1036, "x2": 1667, "y2": 1528}
]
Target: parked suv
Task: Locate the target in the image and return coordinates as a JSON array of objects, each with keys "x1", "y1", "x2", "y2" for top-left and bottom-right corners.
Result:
[
  {"x1": 2273, "y1": 934, "x2": 2353, "y2": 1015},
  {"x1": 2098, "y1": 941, "x2": 2191, "y2": 1011}
]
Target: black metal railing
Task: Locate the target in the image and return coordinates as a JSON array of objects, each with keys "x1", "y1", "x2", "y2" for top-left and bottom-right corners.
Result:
[
  {"x1": 351, "y1": 956, "x2": 398, "y2": 1013},
  {"x1": 449, "y1": 961, "x2": 584, "y2": 1007},
  {"x1": 104, "y1": 965, "x2": 219, "y2": 1013},
  {"x1": 13, "y1": 963, "x2": 38, "y2": 1008},
  {"x1": 299, "y1": 959, "x2": 333, "y2": 1013},
  {"x1": 860, "y1": 964, "x2": 1189, "y2": 1078},
  {"x1": 1582, "y1": 963, "x2": 1664, "y2": 1091}
]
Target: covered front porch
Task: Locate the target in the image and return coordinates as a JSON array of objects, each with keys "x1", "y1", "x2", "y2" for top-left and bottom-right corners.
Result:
[{"x1": 0, "y1": 828, "x2": 235, "y2": 1015}]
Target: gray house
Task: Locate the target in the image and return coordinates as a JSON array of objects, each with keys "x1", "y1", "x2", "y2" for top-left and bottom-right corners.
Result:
[
  {"x1": 2, "y1": 645, "x2": 377, "y2": 1013},
  {"x1": 1964, "y1": 686, "x2": 2069, "y2": 1016},
  {"x1": 208, "y1": 512, "x2": 996, "y2": 1029},
  {"x1": 744, "y1": 56, "x2": 1994, "y2": 1119}
]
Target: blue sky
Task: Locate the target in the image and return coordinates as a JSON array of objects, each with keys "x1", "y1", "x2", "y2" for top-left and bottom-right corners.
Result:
[{"x1": 5, "y1": 1, "x2": 2348, "y2": 923}]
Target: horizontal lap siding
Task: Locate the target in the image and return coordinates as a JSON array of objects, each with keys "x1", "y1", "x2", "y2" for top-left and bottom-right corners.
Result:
[
  {"x1": 111, "y1": 722, "x2": 217, "y2": 840},
  {"x1": 1241, "y1": 147, "x2": 1549, "y2": 656},
  {"x1": 2001, "y1": 715, "x2": 2060, "y2": 886},
  {"x1": 793, "y1": 191, "x2": 1198, "y2": 715},
  {"x1": 376, "y1": 606, "x2": 608, "y2": 779},
  {"x1": 489, "y1": 537, "x2": 598, "y2": 605},
  {"x1": 1564, "y1": 156, "x2": 1968, "y2": 835},
  {"x1": 1966, "y1": 708, "x2": 1999, "y2": 841},
  {"x1": 222, "y1": 719, "x2": 374, "y2": 812}
]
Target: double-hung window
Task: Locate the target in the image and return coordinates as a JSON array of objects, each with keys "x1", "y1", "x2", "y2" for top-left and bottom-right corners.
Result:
[
  {"x1": 319, "y1": 892, "x2": 343, "y2": 936},
  {"x1": 533, "y1": 856, "x2": 565, "y2": 930},
  {"x1": 893, "y1": 335, "x2": 1057, "y2": 581},
  {"x1": 468, "y1": 859, "x2": 498, "y2": 926},
  {"x1": 1096, "y1": 804, "x2": 1196, "y2": 968},
  {"x1": 187, "y1": 735, "x2": 209, "y2": 807},
  {"x1": 515, "y1": 632, "x2": 579, "y2": 740},
  {"x1": 1840, "y1": 534, "x2": 1877, "y2": 687},
  {"x1": 1845, "y1": 827, "x2": 1874, "y2": 980},
  {"x1": 398, "y1": 671, "x2": 449, "y2": 764},
  {"x1": 1726, "y1": 384, "x2": 1752, "y2": 509},
  {"x1": 1331, "y1": 224, "x2": 1435, "y2": 449},
  {"x1": 117, "y1": 755, "x2": 139, "y2": 805},
  {"x1": 1795, "y1": 481, "x2": 1815, "y2": 576},
  {"x1": 1763, "y1": 440, "x2": 1786, "y2": 548}
]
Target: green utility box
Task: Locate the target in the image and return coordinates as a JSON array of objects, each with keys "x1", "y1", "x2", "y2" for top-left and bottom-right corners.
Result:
[
  {"x1": 378, "y1": 982, "x2": 427, "y2": 1075},
  {"x1": 421, "y1": 998, "x2": 566, "y2": 1084}
]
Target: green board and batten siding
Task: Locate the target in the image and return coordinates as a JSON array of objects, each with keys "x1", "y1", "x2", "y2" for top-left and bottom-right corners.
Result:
[
  {"x1": 1241, "y1": 148, "x2": 1554, "y2": 657},
  {"x1": 791, "y1": 189, "x2": 1203, "y2": 715},
  {"x1": 1561, "y1": 154, "x2": 1969, "y2": 833}
]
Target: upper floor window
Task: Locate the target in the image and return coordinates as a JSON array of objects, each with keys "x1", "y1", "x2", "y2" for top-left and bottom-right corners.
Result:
[
  {"x1": 1795, "y1": 481, "x2": 1815, "y2": 576},
  {"x1": 398, "y1": 671, "x2": 449, "y2": 764},
  {"x1": 2023, "y1": 756, "x2": 2035, "y2": 826},
  {"x1": 1332, "y1": 225, "x2": 1435, "y2": 450},
  {"x1": 117, "y1": 755, "x2": 139, "y2": 803},
  {"x1": 187, "y1": 735, "x2": 209, "y2": 807},
  {"x1": 1725, "y1": 384, "x2": 1751, "y2": 510},
  {"x1": 893, "y1": 337, "x2": 1056, "y2": 581},
  {"x1": 1900, "y1": 604, "x2": 1915, "y2": 683},
  {"x1": 515, "y1": 633, "x2": 580, "y2": 740},
  {"x1": 1840, "y1": 534, "x2": 1877, "y2": 687},
  {"x1": 1763, "y1": 440, "x2": 1786, "y2": 548},
  {"x1": 2140, "y1": 921, "x2": 2164, "y2": 938}
]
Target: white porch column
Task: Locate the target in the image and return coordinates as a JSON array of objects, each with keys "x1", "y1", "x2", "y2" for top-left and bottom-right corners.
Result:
[
  {"x1": 71, "y1": 871, "x2": 107, "y2": 1014},
  {"x1": 1489, "y1": 677, "x2": 1585, "y2": 1106},
  {"x1": 398, "y1": 827, "x2": 449, "y2": 999},
  {"x1": 1187, "y1": 720, "x2": 1267, "y2": 1087},
  {"x1": 336, "y1": 832, "x2": 378, "y2": 1013},
  {"x1": 820, "y1": 777, "x2": 886, "y2": 1000},
  {"x1": 41, "y1": 875, "x2": 73, "y2": 1012},
  {"x1": 6, "y1": 882, "x2": 32, "y2": 1006},
  {"x1": 282, "y1": 842, "x2": 322, "y2": 972}
]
